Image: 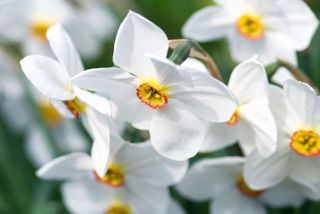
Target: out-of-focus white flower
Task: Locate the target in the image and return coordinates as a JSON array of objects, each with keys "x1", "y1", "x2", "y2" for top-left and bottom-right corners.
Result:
[
  {"x1": 20, "y1": 24, "x2": 116, "y2": 120},
  {"x1": 37, "y1": 140, "x2": 188, "y2": 214},
  {"x1": 271, "y1": 67, "x2": 295, "y2": 86},
  {"x1": 178, "y1": 157, "x2": 307, "y2": 214},
  {"x1": 0, "y1": 0, "x2": 116, "y2": 57},
  {"x1": 72, "y1": 11, "x2": 238, "y2": 161},
  {"x1": 182, "y1": 0, "x2": 319, "y2": 65},
  {"x1": 244, "y1": 80, "x2": 320, "y2": 199},
  {"x1": 201, "y1": 56, "x2": 277, "y2": 157}
]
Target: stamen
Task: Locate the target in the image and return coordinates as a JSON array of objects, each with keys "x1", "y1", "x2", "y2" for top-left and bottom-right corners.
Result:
[
  {"x1": 38, "y1": 101, "x2": 63, "y2": 126},
  {"x1": 226, "y1": 108, "x2": 240, "y2": 126},
  {"x1": 136, "y1": 81, "x2": 168, "y2": 109},
  {"x1": 94, "y1": 163, "x2": 125, "y2": 188},
  {"x1": 290, "y1": 130, "x2": 320, "y2": 157},
  {"x1": 236, "y1": 176, "x2": 264, "y2": 197},
  {"x1": 236, "y1": 13, "x2": 264, "y2": 40},
  {"x1": 63, "y1": 97, "x2": 87, "y2": 119},
  {"x1": 105, "y1": 202, "x2": 131, "y2": 214},
  {"x1": 31, "y1": 19, "x2": 53, "y2": 42}
]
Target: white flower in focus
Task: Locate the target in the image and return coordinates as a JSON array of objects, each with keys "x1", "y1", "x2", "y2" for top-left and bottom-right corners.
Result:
[
  {"x1": 244, "y1": 80, "x2": 320, "y2": 199},
  {"x1": 37, "y1": 141, "x2": 188, "y2": 214},
  {"x1": 182, "y1": 0, "x2": 319, "y2": 65},
  {"x1": 73, "y1": 11, "x2": 238, "y2": 161},
  {"x1": 201, "y1": 56, "x2": 277, "y2": 157},
  {"x1": 20, "y1": 24, "x2": 115, "y2": 120},
  {"x1": 177, "y1": 157, "x2": 307, "y2": 214}
]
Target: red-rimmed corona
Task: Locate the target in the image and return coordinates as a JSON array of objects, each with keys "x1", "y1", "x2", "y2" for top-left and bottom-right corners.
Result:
[{"x1": 290, "y1": 130, "x2": 320, "y2": 157}]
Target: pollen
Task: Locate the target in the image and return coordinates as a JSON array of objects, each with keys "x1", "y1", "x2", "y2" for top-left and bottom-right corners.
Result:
[
  {"x1": 236, "y1": 176, "x2": 265, "y2": 197},
  {"x1": 31, "y1": 19, "x2": 53, "y2": 42},
  {"x1": 136, "y1": 81, "x2": 168, "y2": 109},
  {"x1": 290, "y1": 130, "x2": 320, "y2": 157},
  {"x1": 236, "y1": 13, "x2": 264, "y2": 40},
  {"x1": 105, "y1": 202, "x2": 131, "y2": 214},
  {"x1": 226, "y1": 108, "x2": 240, "y2": 126},
  {"x1": 94, "y1": 163, "x2": 125, "y2": 188},
  {"x1": 38, "y1": 101, "x2": 63, "y2": 127},
  {"x1": 63, "y1": 97, "x2": 87, "y2": 119}
]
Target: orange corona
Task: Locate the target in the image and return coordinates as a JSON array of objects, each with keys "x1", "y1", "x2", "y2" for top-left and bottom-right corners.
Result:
[
  {"x1": 290, "y1": 130, "x2": 320, "y2": 157},
  {"x1": 94, "y1": 163, "x2": 125, "y2": 188},
  {"x1": 236, "y1": 176, "x2": 265, "y2": 197},
  {"x1": 136, "y1": 81, "x2": 168, "y2": 109}
]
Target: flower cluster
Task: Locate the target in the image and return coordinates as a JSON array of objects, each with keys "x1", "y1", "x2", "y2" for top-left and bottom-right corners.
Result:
[{"x1": 2, "y1": 0, "x2": 319, "y2": 213}]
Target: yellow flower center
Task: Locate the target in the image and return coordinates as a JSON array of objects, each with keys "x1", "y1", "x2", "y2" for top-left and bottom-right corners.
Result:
[
  {"x1": 63, "y1": 97, "x2": 87, "y2": 119},
  {"x1": 38, "y1": 101, "x2": 63, "y2": 127},
  {"x1": 226, "y1": 108, "x2": 240, "y2": 126},
  {"x1": 236, "y1": 13, "x2": 264, "y2": 40},
  {"x1": 31, "y1": 19, "x2": 54, "y2": 42},
  {"x1": 290, "y1": 130, "x2": 320, "y2": 157},
  {"x1": 105, "y1": 202, "x2": 131, "y2": 214},
  {"x1": 136, "y1": 81, "x2": 168, "y2": 109},
  {"x1": 236, "y1": 176, "x2": 265, "y2": 197},
  {"x1": 94, "y1": 163, "x2": 125, "y2": 188}
]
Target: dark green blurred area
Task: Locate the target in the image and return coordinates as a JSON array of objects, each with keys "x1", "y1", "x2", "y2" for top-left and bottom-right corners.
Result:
[{"x1": 1, "y1": 0, "x2": 320, "y2": 213}]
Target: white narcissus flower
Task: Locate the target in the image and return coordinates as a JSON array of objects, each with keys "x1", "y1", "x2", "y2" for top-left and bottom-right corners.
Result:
[
  {"x1": 72, "y1": 11, "x2": 238, "y2": 161},
  {"x1": 177, "y1": 157, "x2": 307, "y2": 214},
  {"x1": 201, "y1": 56, "x2": 277, "y2": 157},
  {"x1": 182, "y1": 0, "x2": 319, "y2": 65},
  {"x1": 37, "y1": 141, "x2": 188, "y2": 214},
  {"x1": 244, "y1": 80, "x2": 320, "y2": 199},
  {"x1": 20, "y1": 24, "x2": 115, "y2": 120}
]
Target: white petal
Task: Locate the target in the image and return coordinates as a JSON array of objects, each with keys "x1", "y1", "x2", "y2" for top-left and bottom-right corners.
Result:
[
  {"x1": 284, "y1": 80, "x2": 319, "y2": 128},
  {"x1": 150, "y1": 100, "x2": 205, "y2": 160},
  {"x1": 239, "y1": 97, "x2": 277, "y2": 157},
  {"x1": 278, "y1": 0, "x2": 319, "y2": 50},
  {"x1": 62, "y1": 180, "x2": 113, "y2": 214},
  {"x1": 175, "y1": 71, "x2": 238, "y2": 122},
  {"x1": 46, "y1": 24, "x2": 84, "y2": 76},
  {"x1": 244, "y1": 146, "x2": 290, "y2": 190},
  {"x1": 20, "y1": 55, "x2": 74, "y2": 100},
  {"x1": 201, "y1": 122, "x2": 238, "y2": 152},
  {"x1": 36, "y1": 153, "x2": 92, "y2": 180},
  {"x1": 50, "y1": 99, "x2": 75, "y2": 119},
  {"x1": 114, "y1": 142, "x2": 188, "y2": 186},
  {"x1": 74, "y1": 87, "x2": 117, "y2": 116},
  {"x1": 167, "y1": 200, "x2": 185, "y2": 214},
  {"x1": 182, "y1": 6, "x2": 233, "y2": 41},
  {"x1": 271, "y1": 67, "x2": 295, "y2": 87},
  {"x1": 177, "y1": 157, "x2": 244, "y2": 201},
  {"x1": 125, "y1": 182, "x2": 169, "y2": 214},
  {"x1": 113, "y1": 11, "x2": 168, "y2": 76},
  {"x1": 72, "y1": 67, "x2": 135, "y2": 95},
  {"x1": 288, "y1": 154, "x2": 320, "y2": 198},
  {"x1": 85, "y1": 110, "x2": 113, "y2": 177},
  {"x1": 212, "y1": 188, "x2": 266, "y2": 214},
  {"x1": 260, "y1": 179, "x2": 306, "y2": 208},
  {"x1": 228, "y1": 56, "x2": 268, "y2": 104}
]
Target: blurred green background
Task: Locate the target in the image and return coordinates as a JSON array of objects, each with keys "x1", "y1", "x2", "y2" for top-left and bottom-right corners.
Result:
[{"x1": 1, "y1": 0, "x2": 320, "y2": 213}]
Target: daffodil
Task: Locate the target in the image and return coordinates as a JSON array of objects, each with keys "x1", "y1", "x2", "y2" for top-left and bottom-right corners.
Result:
[
  {"x1": 73, "y1": 11, "x2": 238, "y2": 161},
  {"x1": 37, "y1": 140, "x2": 188, "y2": 214},
  {"x1": 182, "y1": 0, "x2": 319, "y2": 65},
  {"x1": 178, "y1": 157, "x2": 308, "y2": 214},
  {"x1": 244, "y1": 80, "x2": 320, "y2": 199},
  {"x1": 20, "y1": 24, "x2": 115, "y2": 120},
  {"x1": 201, "y1": 56, "x2": 277, "y2": 157}
]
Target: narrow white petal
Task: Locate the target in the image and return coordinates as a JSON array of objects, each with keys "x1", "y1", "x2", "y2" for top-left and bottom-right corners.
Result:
[
  {"x1": 240, "y1": 97, "x2": 277, "y2": 157},
  {"x1": 20, "y1": 55, "x2": 74, "y2": 100},
  {"x1": 36, "y1": 153, "x2": 92, "y2": 180},
  {"x1": 113, "y1": 11, "x2": 168, "y2": 76},
  {"x1": 228, "y1": 56, "x2": 268, "y2": 104},
  {"x1": 46, "y1": 24, "x2": 84, "y2": 76}
]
